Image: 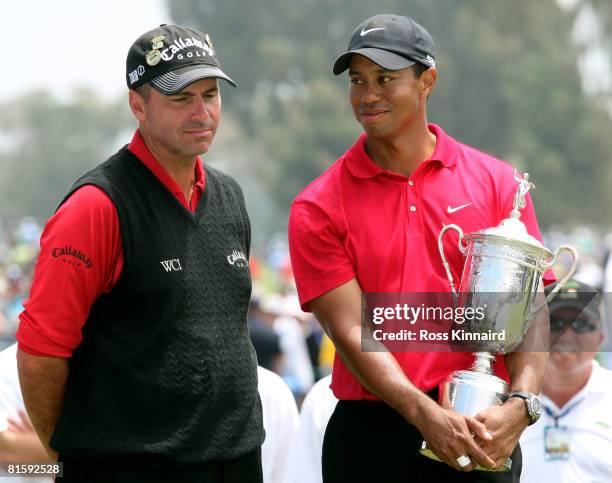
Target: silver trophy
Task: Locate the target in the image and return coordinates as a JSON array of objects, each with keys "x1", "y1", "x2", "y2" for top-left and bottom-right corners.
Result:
[{"x1": 419, "y1": 172, "x2": 578, "y2": 471}]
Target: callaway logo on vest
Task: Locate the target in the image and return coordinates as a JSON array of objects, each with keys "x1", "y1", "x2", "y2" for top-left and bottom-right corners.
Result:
[{"x1": 227, "y1": 250, "x2": 248, "y2": 268}]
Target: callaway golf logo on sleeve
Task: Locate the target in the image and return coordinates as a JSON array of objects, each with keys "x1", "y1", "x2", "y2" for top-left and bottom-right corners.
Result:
[{"x1": 52, "y1": 245, "x2": 93, "y2": 269}]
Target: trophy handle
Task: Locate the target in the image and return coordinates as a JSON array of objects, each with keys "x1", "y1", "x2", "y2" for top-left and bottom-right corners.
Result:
[
  {"x1": 542, "y1": 245, "x2": 580, "y2": 303},
  {"x1": 526, "y1": 245, "x2": 579, "y2": 321},
  {"x1": 438, "y1": 224, "x2": 466, "y2": 299}
]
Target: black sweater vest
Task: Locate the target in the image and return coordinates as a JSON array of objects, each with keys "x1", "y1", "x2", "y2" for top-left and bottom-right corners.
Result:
[{"x1": 50, "y1": 147, "x2": 263, "y2": 465}]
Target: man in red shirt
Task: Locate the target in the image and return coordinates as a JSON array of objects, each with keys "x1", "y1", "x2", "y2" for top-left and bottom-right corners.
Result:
[
  {"x1": 289, "y1": 14, "x2": 550, "y2": 482},
  {"x1": 16, "y1": 25, "x2": 263, "y2": 482}
]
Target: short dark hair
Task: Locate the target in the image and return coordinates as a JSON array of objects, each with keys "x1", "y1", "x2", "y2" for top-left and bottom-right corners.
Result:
[
  {"x1": 412, "y1": 63, "x2": 429, "y2": 78},
  {"x1": 135, "y1": 83, "x2": 151, "y2": 101}
]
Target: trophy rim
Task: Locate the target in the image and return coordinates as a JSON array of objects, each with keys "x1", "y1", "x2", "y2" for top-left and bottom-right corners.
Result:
[{"x1": 464, "y1": 232, "x2": 552, "y2": 259}]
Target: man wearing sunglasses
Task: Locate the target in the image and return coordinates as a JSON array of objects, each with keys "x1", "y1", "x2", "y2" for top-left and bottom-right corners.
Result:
[{"x1": 520, "y1": 279, "x2": 612, "y2": 482}]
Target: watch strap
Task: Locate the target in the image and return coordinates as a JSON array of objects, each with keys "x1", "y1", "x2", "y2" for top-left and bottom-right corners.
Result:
[
  {"x1": 508, "y1": 391, "x2": 540, "y2": 425},
  {"x1": 508, "y1": 390, "x2": 530, "y2": 400}
]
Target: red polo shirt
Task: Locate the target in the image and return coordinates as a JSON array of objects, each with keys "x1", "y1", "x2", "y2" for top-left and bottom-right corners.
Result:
[
  {"x1": 17, "y1": 130, "x2": 205, "y2": 357},
  {"x1": 289, "y1": 124, "x2": 554, "y2": 399}
]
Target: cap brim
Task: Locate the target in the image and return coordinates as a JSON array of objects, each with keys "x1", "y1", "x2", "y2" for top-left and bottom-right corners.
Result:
[
  {"x1": 150, "y1": 64, "x2": 236, "y2": 95},
  {"x1": 333, "y1": 48, "x2": 416, "y2": 75},
  {"x1": 548, "y1": 300, "x2": 600, "y2": 323}
]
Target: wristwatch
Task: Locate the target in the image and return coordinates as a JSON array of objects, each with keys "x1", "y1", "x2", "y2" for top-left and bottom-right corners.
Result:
[{"x1": 508, "y1": 391, "x2": 542, "y2": 425}]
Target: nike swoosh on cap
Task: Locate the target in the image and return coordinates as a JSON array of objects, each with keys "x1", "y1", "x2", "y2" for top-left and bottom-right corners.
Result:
[
  {"x1": 360, "y1": 27, "x2": 385, "y2": 36},
  {"x1": 447, "y1": 203, "x2": 473, "y2": 214}
]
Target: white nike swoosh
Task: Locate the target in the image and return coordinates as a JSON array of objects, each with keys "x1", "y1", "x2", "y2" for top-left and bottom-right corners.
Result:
[
  {"x1": 360, "y1": 27, "x2": 385, "y2": 36},
  {"x1": 447, "y1": 203, "x2": 473, "y2": 214}
]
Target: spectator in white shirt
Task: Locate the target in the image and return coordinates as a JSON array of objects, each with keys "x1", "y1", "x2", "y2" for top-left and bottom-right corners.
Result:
[
  {"x1": 0, "y1": 343, "x2": 52, "y2": 482},
  {"x1": 283, "y1": 375, "x2": 337, "y2": 483},
  {"x1": 257, "y1": 366, "x2": 299, "y2": 483},
  {"x1": 520, "y1": 280, "x2": 612, "y2": 483}
]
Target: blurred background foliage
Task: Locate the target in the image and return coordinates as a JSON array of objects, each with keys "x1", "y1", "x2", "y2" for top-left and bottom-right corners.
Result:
[{"x1": 1, "y1": 0, "x2": 612, "y2": 247}]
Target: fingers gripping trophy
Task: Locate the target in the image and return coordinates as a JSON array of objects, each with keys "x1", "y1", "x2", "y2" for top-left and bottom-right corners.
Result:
[{"x1": 419, "y1": 172, "x2": 579, "y2": 471}]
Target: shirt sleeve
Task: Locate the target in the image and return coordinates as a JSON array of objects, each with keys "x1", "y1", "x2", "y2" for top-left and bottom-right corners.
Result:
[
  {"x1": 288, "y1": 201, "x2": 356, "y2": 312},
  {"x1": 16, "y1": 185, "x2": 123, "y2": 358}
]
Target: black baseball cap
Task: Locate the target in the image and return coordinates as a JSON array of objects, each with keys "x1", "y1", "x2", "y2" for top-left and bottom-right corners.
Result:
[
  {"x1": 333, "y1": 14, "x2": 436, "y2": 75},
  {"x1": 545, "y1": 279, "x2": 601, "y2": 323},
  {"x1": 126, "y1": 24, "x2": 235, "y2": 95}
]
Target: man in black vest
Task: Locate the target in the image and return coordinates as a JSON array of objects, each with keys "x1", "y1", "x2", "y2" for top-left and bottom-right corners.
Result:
[{"x1": 16, "y1": 25, "x2": 264, "y2": 482}]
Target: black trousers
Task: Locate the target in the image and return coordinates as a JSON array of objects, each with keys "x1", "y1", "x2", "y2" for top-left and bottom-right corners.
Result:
[
  {"x1": 57, "y1": 447, "x2": 263, "y2": 483},
  {"x1": 322, "y1": 400, "x2": 522, "y2": 483}
]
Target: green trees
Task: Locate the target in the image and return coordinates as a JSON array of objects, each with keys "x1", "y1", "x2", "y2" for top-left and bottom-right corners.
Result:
[
  {"x1": 0, "y1": 90, "x2": 132, "y2": 219},
  {"x1": 169, "y1": 0, "x2": 612, "y2": 227},
  {"x1": 2, "y1": 1, "x2": 611, "y2": 231}
]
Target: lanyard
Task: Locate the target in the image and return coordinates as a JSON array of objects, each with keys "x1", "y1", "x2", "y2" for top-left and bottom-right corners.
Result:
[{"x1": 543, "y1": 397, "x2": 585, "y2": 427}]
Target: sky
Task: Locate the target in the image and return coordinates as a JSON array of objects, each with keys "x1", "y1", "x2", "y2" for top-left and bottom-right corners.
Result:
[{"x1": 2, "y1": 0, "x2": 170, "y2": 102}]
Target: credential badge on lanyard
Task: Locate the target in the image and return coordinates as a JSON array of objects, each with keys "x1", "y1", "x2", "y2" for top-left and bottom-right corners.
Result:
[{"x1": 543, "y1": 397, "x2": 584, "y2": 461}]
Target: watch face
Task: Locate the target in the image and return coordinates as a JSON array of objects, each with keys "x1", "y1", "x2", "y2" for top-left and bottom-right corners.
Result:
[{"x1": 530, "y1": 395, "x2": 543, "y2": 417}]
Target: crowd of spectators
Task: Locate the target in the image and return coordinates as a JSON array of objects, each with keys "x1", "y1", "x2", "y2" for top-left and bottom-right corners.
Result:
[
  {"x1": 0, "y1": 217, "x2": 41, "y2": 352},
  {"x1": 1, "y1": 219, "x2": 612, "y2": 481},
  {"x1": 1, "y1": 220, "x2": 612, "y2": 393}
]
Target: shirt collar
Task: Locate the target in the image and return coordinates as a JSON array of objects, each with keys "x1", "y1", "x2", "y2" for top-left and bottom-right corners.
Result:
[
  {"x1": 428, "y1": 123, "x2": 459, "y2": 168},
  {"x1": 127, "y1": 129, "x2": 205, "y2": 198},
  {"x1": 584, "y1": 359, "x2": 607, "y2": 395},
  {"x1": 344, "y1": 123, "x2": 459, "y2": 179}
]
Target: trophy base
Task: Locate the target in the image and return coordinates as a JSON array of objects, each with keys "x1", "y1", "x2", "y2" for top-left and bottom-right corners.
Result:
[{"x1": 420, "y1": 441, "x2": 512, "y2": 472}]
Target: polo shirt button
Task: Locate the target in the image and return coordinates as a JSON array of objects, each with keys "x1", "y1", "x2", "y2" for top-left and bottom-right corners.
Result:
[
  {"x1": 408, "y1": 180, "x2": 414, "y2": 186},
  {"x1": 410, "y1": 205, "x2": 417, "y2": 212}
]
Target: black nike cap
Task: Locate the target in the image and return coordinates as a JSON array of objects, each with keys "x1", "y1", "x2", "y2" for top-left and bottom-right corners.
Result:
[{"x1": 333, "y1": 14, "x2": 436, "y2": 75}]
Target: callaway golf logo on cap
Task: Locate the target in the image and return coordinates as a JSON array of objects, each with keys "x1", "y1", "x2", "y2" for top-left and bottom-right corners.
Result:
[
  {"x1": 142, "y1": 33, "x2": 214, "y2": 67},
  {"x1": 126, "y1": 24, "x2": 236, "y2": 95}
]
